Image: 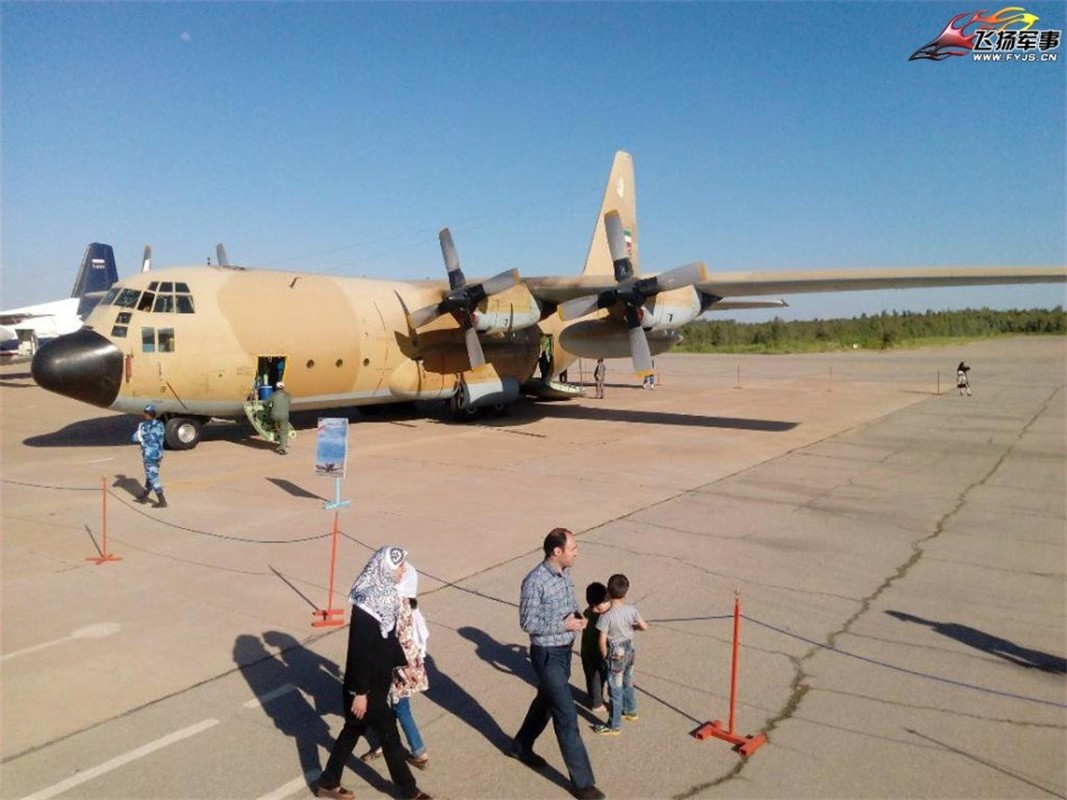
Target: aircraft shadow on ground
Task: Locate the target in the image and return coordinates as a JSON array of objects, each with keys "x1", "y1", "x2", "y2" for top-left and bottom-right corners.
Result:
[
  {"x1": 886, "y1": 610, "x2": 1067, "y2": 674},
  {"x1": 22, "y1": 395, "x2": 796, "y2": 449},
  {"x1": 23, "y1": 414, "x2": 257, "y2": 449},
  {"x1": 233, "y1": 632, "x2": 399, "y2": 795}
]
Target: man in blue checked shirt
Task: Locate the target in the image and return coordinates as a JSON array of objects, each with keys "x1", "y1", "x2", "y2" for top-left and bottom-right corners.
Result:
[{"x1": 508, "y1": 528, "x2": 605, "y2": 800}]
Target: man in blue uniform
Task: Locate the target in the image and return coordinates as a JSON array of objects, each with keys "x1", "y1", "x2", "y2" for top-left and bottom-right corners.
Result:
[{"x1": 133, "y1": 404, "x2": 167, "y2": 508}]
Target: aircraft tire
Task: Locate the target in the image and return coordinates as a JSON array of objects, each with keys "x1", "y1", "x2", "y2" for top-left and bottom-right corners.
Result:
[
  {"x1": 449, "y1": 394, "x2": 482, "y2": 422},
  {"x1": 164, "y1": 416, "x2": 203, "y2": 450}
]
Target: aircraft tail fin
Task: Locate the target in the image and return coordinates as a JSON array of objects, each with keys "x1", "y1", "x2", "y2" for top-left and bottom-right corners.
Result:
[
  {"x1": 581, "y1": 151, "x2": 638, "y2": 277},
  {"x1": 70, "y1": 243, "x2": 119, "y2": 318}
]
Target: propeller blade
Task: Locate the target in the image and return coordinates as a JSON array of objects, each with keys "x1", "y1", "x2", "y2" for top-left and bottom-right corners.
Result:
[
  {"x1": 652, "y1": 261, "x2": 706, "y2": 292},
  {"x1": 464, "y1": 325, "x2": 486, "y2": 369},
  {"x1": 628, "y1": 325, "x2": 654, "y2": 376},
  {"x1": 439, "y1": 228, "x2": 466, "y2": 290},
  {"x1": 216, "y1": 243, "x2": 230, "y2": 267},
  {"x1": 408, "y1": 303, "x2": 443, "y2": 329},
  {"x1": 140, "y1": 245, "x2": 152, "y2": 273},
  {"x1": 479, "y1": 268, "x2": 521, "y2": 297},
  {"x1": 604, "y1": 211, "x2": 634, "y2": 282},
  {"x1": 559, "y1": 294, "x2": 601, "y2": 321}
]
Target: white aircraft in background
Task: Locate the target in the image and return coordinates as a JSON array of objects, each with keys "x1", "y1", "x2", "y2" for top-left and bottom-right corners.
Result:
[
  {"x1": 30, "y1": 151, "x2": 1067, "y2": 449},
  {"x1": 1, "y1": 243, "x2": 120, "y2": 361}
]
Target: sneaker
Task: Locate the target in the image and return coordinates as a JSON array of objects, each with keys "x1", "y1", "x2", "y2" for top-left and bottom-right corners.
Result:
[
  {"x1": 622, "y1": 712, "x2": 639, "y2": 721},
  {"x1": 572, "y1": 785, "x2": 606, "y2": 800},
  {"x1": 593, "y1": 723, "x2": 620, "y2": 736},
  {"x1": 507, "y1": 741, "x2": 547, "y2": 769}
]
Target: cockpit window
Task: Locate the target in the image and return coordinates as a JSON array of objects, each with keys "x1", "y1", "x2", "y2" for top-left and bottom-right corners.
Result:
[
  {"x1": 147, "y1": 281, "x2": 159, "y2": 291},
  {"x1": 113, "y1": 288, "x2": 141, "y2": 308},
  {"x1": 176, "y1": 282, "x2": 190, "y2": 293},
  {"x1": 159, "y1": 282, "x2": 174, "y2": 292},
  {"x1": 99, "y1": 287, "x2": 120, "y2": 306},
  {"x1": 153, "y1": 294, "x2": 175, "y2": 313},
  {"x1": 137, "y1": 292, "x2": 155, "y2": 312},
  {"x1": 176, "y1": 294, "x2": 195, "y2": 313}
]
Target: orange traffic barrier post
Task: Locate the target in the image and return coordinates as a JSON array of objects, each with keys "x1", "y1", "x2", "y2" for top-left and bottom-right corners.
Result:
[
  {"x1": 692, "y1": 593, "x2": 766, "y2": 756},
  {"x1": 312, "y1": 510, "x2": 346, "y2": 628},
  {"x1": 87, "y1": 476, "x2": 122, "y2": 565}
]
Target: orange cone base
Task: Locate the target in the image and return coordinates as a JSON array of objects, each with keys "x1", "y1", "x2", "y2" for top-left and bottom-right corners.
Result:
[
  {"x1": 86, "y1": 554, "x2": 122, "y2": 565},
  {"x1": 311, "y1": 608, "x2": 345, "y2": 628},
  {"x1": 692, "y1": 721, "x2": 766, "y2": 756}
]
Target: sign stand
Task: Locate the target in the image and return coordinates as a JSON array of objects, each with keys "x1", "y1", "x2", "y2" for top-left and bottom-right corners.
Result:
[
  {"x1": 313, "y1": 416, "x2": 351, "y2": 628},
  {"x1": 693, "y1": 593, "x2": 766, "y2": 756},
  {"x1": 87, "y1": 476, "x2": 121, "y2": 565}
]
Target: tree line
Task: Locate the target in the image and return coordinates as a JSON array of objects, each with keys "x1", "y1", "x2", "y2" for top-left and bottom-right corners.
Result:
[{"x1": 674, "y1": 307, "x2": 1066, "y2": 354}]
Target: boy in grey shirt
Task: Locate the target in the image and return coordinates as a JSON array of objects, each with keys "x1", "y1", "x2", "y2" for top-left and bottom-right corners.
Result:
[{"x1": 594, "y1": 573, "x2": 649, "y2": 734}]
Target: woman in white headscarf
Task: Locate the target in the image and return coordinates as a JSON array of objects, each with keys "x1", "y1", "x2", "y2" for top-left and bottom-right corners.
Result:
[{"x1": 316, "y1": 547, "x2": 431, "y2": 800}]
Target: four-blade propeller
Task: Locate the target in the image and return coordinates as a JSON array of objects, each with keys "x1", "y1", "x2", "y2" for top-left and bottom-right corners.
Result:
[
  {"x1": 407, "y1": 228, "x2": 519, "y2": 369},
  {"x1": 559, "y1": 211, "x2": 705, "y2": 375}
]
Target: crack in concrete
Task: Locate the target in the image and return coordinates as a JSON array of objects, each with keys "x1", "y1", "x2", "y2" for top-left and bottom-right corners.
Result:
[{"x1": 677, "y1": 387, "x2": 1060, "y2": 796}]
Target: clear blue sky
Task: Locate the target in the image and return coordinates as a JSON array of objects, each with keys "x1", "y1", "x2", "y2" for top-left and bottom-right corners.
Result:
[{"x1": 3, "y1": 2, "x2": 1064, "y2": 321}]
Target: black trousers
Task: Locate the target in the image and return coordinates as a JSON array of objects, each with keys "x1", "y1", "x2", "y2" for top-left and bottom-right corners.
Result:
[{"x1": 320, "y1": 688, "x2": 417, "y2": 797}]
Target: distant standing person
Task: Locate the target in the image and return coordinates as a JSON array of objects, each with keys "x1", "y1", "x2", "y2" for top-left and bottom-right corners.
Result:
[
  {"x1": 593, "y1": 359, "x2": 606, "y2": 400},
  {"x1": 316, "y1": 546, "x2": 431, "y2": 800},
  {"x1": 509, "y1": 528, "x2": 604, "y2": 800},
  {"x1": 594, "y1": 573, "x2": 649, "y2": 736},
  {"x1": 271, "y1": 381, "x2": 292, "y2": 454},
  {"x1": 956, "y1": 362, "x2": 972, "y2": 396},
  {"x1": 133, "y1": 403, "x2": 167, "y2": 508}
]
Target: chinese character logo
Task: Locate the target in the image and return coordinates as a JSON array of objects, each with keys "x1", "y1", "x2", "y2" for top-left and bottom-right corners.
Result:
[{"x1": 909, "y1": 7, "x2": 1060, "y2": 61}]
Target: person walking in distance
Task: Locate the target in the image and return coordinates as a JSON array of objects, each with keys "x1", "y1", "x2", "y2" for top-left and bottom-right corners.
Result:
[
  {"x1": 270, "y1": 380, "x2": 292, "y2": 454},
  {"x1": 133, "y1": 404, "x2": 167, "y2": 508},
  {"x1": 956, "y1": 362, "x2": 972, "y2": 396},
  {"x1": 593, "y1": 359, "x2": 606, "y2": 400},
  {"x1": 509, "y1": 528, "x2": 605, "y2": 800}
]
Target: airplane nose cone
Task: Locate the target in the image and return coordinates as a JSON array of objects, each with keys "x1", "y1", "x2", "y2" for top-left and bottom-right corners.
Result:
[{"x1": 31, "y1": 328, "x2": 123, "y2": 408}]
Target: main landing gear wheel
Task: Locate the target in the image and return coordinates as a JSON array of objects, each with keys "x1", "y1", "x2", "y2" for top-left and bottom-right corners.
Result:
[
  {"x1": 449, "y1": 393, "x2": 482, "y2": 422},
  {"x1": 164, "y1": 416, "x2": 203, "y2": 450}
]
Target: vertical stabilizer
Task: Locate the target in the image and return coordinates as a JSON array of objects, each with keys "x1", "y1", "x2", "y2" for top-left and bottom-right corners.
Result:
[
  {"x1": 70, "y1": 243, "x2": 119, "y2": 318},
  {"x1": 581, "y1": 151, "x2": 638, "y2": 277}
]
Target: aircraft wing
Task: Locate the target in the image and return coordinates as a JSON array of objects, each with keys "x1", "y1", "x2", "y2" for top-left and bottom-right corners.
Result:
[{"x1": 696, "y1": 266, "x2": 1066, "y2": 299}]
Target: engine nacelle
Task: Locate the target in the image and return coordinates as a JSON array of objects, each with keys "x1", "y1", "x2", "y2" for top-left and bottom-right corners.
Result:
[
  {"x1": 473, "y1": 285, "x2": 543, "y2": 333},
  {"x1": 456, "y1": 376, "x2": 520, "y2": 409},
  {"x1": 559, "y1": 320, "x2": 681, "y2": 359},
  {"x1": 640, "y1": 287, "x2": 701, "y2": 331}
]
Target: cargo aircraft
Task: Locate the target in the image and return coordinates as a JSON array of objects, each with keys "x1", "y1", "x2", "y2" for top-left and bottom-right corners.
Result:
[{"x1": 31, "y1": 152, "x2": 1066, "y2": 450}]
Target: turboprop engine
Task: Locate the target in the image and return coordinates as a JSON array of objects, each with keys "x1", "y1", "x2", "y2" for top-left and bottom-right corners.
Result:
[
  {"x1": 637, "y1": 287, "x2": 703, "y2": 330},
  {"x1": 559, "y1": 321, "x2": 682, "y2": 360}
]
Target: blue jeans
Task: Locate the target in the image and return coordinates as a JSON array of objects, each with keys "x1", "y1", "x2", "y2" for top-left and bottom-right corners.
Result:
[
  {"x1": 515, "y1": 644, "x2": 595, "y2": 790},
  {"x1": 606, "y1": 639, "x2": 636, "y2": 729},
  {"x1": 394, "y1": 695, "x2": 425, "y2": 758}
]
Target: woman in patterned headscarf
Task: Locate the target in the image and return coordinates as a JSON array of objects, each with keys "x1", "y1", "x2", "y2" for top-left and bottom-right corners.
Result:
[{"x1": 316, "y1": 547, "x2": 431, "y2": 800}]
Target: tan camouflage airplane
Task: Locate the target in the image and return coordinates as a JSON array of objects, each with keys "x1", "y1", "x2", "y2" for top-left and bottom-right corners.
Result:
[{"x1": 31, "y1": 151, "x2": 1066, "y2": 450}]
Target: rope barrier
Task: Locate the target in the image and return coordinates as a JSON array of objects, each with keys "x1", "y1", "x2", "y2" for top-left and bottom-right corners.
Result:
[{"x1": 8, "y1": 478, "x2": 1059, "y2": 709}]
